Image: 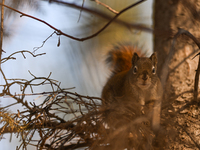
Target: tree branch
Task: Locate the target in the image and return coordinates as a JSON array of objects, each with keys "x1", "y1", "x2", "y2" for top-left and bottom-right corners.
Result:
[
  {"x1": 46, "y1": 0, "x2": 152, "y2": 32},
  {"x1": 0, "y1": 0, "x2": 147, "y2": 41},
  {"x1": 1, "y1": 50, "x2": 46, "y2": 63},
  {"x1": 92, "y1": 0, "x2": 119, "y2": 14},
  {"x1": 0, "y1": 0, "x2": 4, "y2": 67}
]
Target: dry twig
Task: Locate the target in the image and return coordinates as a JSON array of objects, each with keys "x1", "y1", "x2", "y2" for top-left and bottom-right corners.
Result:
[
  {"x1": 92, "y1": 0, "x2": 119, "y2": 14},
  {"x1": 0, "y1": 0, "x2": 146, "y2": 41}
]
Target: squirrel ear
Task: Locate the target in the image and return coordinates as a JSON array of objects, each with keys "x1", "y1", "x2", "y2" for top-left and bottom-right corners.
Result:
[
  {"x1": 132, "y1": 52, "x2": 140, "y2": 65},
  {"x1": 149, "y1": 52, "x2": 157, "y2": 66}
]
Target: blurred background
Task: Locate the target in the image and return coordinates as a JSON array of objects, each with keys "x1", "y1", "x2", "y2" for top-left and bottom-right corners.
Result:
[{"x1": 0, "y1": 0, "x2": 153, "y2": 149}]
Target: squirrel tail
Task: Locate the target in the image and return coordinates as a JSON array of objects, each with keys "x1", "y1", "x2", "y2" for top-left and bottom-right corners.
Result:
[{"x1": 106, "y1": 44, "x2": 145, "y2": 75}]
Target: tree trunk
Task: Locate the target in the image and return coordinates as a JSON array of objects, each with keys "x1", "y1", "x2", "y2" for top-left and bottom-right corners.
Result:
[{"x1": 154, "y1": 0, "x2": 200, "y2": 149}]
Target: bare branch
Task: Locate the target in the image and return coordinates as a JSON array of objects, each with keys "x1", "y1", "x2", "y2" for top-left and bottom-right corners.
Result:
[
  {"x1": 164, "y1": 28, "x2": 200, "y2": 103},
  {"x1": 92, "y1": 0, "x2": 119, "y2": 14},
  {"x1": 176, "y1": 29, "x2": 200, "y2": 103},
  {"x1": 33, "y1": 31, "x2": 56, "y2": 53},
  {"x1": 178, "y1": 125, "x2": 200, "y2": 149},
  {"x1": 1, "y1": 50, "x2": 46, "y2": 63},
  {"x1": 0, "y1": 0, "x2": 147, "y2": 41},
  {"x1": 47, "y1": 0, "x2": 152, "y2": 32},
  {"x1": 77, "y1": 0, "x2": 85, "y2": 23},
  {"x1": 0, "y1": 0, "x2": 4, "y2": 66}
]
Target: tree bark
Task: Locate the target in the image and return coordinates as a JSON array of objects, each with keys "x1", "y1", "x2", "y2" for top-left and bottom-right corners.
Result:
[{"x1": 154, "y1": 0, "x2": 200, "y2": 149}]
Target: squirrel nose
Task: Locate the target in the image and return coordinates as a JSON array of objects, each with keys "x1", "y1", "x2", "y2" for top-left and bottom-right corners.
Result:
[{"x1": 142, "y1": 71, "x2": 149, "y2": 81}]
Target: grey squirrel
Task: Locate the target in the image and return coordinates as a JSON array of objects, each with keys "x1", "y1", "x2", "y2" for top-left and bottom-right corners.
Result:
[{"x1": 101, "y1": 44, "x2": 163, "y2": 131}]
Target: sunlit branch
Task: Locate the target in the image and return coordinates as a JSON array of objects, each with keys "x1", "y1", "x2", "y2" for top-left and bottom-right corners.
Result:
[{"x1": 92, "y1": 0, "x2": 119, "y2": 14}]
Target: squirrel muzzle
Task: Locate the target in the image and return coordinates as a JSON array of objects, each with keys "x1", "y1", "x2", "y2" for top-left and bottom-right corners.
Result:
[{"x1": 136, "y1": 71, "x2": 152, "y2": 89}]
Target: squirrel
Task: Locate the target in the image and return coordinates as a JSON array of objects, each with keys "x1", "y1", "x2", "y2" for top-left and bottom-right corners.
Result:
[{"x1": 101, "y1": 44, "x2": 163, "y2": 131}]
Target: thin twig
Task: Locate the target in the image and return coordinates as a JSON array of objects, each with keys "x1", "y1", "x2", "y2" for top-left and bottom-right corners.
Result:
[
  {"x1": 93, "y1": 0, "x2": 119, "y2": 14},
  {"x1": 46, "y1": 0, "x2": 152, "y2": 33},
  {"x1": 0, "y1": 0, "x2": 146, "y2": 41},
  {"x1": 193, "y1": 54, "x2": 200, "y2": 102},
  {"x1": 0, "y1": 67, "x2": 8, "y2": 86},
  {"x1": 174, "y1": 28, "x2": 200, "y2": 103},
  {"x1": 178, "y1": 125, "x2": 200, "y2": 149},
  {"x1": 33, "y1": 31, "x2": 56, "y2": 53},
  {"x1": 0, "y1": 0, "x2": 4, "y2": 66},
  {"x1": 77, "y1": 0, "x2": 85, "y2": 23},
  {"x1": 161, "y1": 28, "x2": 200, "y2": 104},
  {"x1": 178, "y1": 29, "x2": 200, "y2": 103},
  {"x1": 1, "y1": 50, "x2": 46, "y2": 63}
]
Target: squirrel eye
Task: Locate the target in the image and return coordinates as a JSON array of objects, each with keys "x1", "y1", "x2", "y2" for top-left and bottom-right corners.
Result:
[
  {"x1": 133, "y1": 66, "x2": 138, "y2": 74},
  {"x1": 152, "y1": 66, "x2": 156, "y2": 74}
]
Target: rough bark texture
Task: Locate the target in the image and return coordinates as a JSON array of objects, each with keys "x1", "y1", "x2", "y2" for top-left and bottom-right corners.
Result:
[{"x1": 154, "y1": 0, "x2": 200, "y2": 149}]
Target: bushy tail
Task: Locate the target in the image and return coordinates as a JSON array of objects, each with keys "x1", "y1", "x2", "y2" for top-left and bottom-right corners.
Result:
[{"x1": 106, "y1": 44, "x2": 145, "y2": 76}]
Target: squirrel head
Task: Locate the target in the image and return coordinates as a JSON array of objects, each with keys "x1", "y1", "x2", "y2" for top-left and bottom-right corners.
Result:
[{"x1": 130, "y1": 52, "x2": 158, "y2": 90}]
